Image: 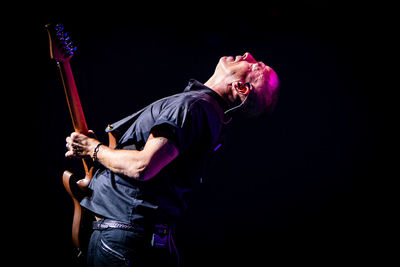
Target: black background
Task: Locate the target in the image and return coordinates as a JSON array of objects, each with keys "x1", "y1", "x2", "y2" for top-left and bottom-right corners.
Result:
[{"x1": 14, "y1": 1, "x2": 390, "y2": 266}]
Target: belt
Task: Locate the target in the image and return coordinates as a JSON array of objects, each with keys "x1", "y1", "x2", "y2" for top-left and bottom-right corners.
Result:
[{"x1": 93, "y1": 219, "x2": 144, "y2": 232}]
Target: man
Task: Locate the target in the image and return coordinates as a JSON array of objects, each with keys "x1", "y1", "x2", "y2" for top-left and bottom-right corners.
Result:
[{"x1": 65, "y1": 52, "x2": 279, "y2": 266}]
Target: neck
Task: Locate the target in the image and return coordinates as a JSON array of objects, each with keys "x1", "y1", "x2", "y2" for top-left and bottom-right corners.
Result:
[{"x1": 204, "y1": 76, "x2": 235, "y2": 106}]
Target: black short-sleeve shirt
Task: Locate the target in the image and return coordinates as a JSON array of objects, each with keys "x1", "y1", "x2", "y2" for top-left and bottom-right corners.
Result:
[{"x1": 80, "y1": 80, "x2": 227, "y2": 225}]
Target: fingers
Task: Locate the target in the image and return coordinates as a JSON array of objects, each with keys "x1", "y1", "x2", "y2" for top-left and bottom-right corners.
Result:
[
  {"x1": 65, "y1": 131, "x2": 98, "y2": 158},
  {"x1": 65, "y1": 132, "x2": 85, "y2": 158},
  {"x1": 66, "y1": 132, "x2": 85, "y2": 145},
  {"x1": 65, "y1": 150, "x2": 74, "y2": 158}
]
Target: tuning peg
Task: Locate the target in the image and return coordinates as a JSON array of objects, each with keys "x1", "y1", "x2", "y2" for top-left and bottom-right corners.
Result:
[
  {"x1": 63, "y1": 33, "x2": 69, "y2": 41},
  {"x1": 58, "y1": 32, "x2": 69, "y2": 42},
  {"x1": 63, "y1": 42, "x2": 77, "y2": 57},
  {"x1": 56, "y1": 31, "x2": 64, "y2": 41},
  {"x1": 55, "y1": 24, "x2": 64, "y2": 32},
  {"x1": 67, "y1": 45, "x2": 77, "y2": 52},
  {"x1": 67, "y1": 46, "x2": 76, "y2": 56}
]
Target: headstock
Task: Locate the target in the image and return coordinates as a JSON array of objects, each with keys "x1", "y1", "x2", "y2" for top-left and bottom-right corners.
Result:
[{"x1": 45, "y1": 23, "x2": 77, "y2": 63}]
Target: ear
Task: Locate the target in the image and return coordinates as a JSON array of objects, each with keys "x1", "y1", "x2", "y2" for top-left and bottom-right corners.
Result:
[{"x1": 233, "y1": 82, "x2": 250, "y2": 95}]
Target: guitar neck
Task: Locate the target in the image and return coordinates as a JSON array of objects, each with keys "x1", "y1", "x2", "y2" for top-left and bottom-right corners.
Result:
[{"x1": 57, "y1": 61, "x2": 88, "y2": 134}]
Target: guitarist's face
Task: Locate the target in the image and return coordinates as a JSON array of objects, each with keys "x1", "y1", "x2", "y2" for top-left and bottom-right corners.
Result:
[{"x1": 213, "y1": 52, "x2": 279, "y2": 116}]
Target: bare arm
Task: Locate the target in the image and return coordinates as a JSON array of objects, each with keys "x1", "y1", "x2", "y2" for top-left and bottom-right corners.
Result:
[{"x1": 66, "y1": 130, "x2": 179, "y2": 181}]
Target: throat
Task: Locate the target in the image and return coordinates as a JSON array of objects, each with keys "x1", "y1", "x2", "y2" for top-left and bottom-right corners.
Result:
[{"x1": 204, "y1": 80, "x2": 233, "y2": 107}]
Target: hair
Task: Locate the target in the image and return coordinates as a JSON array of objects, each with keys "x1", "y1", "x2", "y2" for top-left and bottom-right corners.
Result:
[{"x1": 242, "y1": 67, "x2": 280, "y2": 117}]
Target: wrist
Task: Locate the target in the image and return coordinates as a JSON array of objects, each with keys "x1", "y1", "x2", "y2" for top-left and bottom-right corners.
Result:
[{"x1": 91, "y1": 142, "x2": 103, "y2": 162}]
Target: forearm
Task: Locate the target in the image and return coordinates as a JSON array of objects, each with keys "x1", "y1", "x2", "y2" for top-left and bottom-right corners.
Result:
[
  {"x1": 66, "y1": 132, "x2": 178, "y2": 181},
  {"x1": 95, "y1": 145, "x2": 147, "y2": 180}
]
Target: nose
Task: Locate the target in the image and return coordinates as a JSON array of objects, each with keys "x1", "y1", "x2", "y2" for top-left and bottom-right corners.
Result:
[{"x1": 244, "y1": 52, "x2": 257, "y2": 63}]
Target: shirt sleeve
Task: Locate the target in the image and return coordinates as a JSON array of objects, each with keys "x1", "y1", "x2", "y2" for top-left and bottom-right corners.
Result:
[{"x1": 150, "y1": 100, "x2": 205, "y2": 154}]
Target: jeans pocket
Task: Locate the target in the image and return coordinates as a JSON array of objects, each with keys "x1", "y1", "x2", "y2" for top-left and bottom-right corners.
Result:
[{"x1": 100, "y1": 238, "x2": 127, "y2": 262}]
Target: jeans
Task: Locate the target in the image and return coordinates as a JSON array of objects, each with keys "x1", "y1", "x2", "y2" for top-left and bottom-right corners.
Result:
[{"x1": 87, "y1": 227, "x2": 179, "y2": 267}]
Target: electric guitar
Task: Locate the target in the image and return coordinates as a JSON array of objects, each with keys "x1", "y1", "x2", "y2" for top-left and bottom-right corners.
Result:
[{"x1": 45, "y1": 24, "x2": 118, "y2": 256}]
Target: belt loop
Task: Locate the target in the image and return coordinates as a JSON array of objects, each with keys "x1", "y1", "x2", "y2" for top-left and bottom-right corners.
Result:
[{"x1": 93, "y1": 219, "x2": 109, "y2": 230}]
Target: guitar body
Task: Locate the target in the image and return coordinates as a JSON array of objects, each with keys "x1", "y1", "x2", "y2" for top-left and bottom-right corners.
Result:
[
  {"x1": 61, "y1": 131, "x2": 118, "y2": 258},
  {"x1": 45, "y1": 24, "x2": 120, "y2": 256},
  {"x1": 62, "y1": 170, "x2": 92, "y2": 256}
]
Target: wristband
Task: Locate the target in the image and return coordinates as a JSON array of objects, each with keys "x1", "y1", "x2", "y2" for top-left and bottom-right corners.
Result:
[{"x1": 91, "y1": 143, "x2": 103, "y2": 162}]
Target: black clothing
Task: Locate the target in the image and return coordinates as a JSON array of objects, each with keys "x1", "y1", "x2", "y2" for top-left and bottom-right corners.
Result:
[
  {"x1": 87, "y1": 224, "x2": 179, "y2": 267},
  {"x1": 80, "y1": 79, "x2": 227, "y2": 227}
]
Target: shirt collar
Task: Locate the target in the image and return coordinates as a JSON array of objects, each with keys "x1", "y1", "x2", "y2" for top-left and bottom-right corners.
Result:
[{"x1": 184, "y1": 79, "x2": 229, "y2": 111}]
